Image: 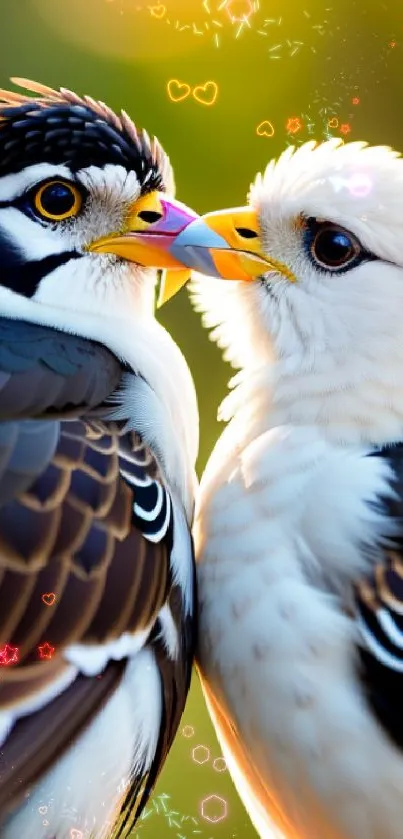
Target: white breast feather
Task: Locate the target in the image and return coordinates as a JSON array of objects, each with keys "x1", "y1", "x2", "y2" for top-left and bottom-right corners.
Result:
[{"x1": 195, "y1": 423, "x2": 403, "y2": 839}]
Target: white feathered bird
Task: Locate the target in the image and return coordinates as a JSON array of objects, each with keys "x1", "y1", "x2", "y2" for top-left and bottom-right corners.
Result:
[{"x1": 168, "y1": 138, "x2": 403, "y2": 839}]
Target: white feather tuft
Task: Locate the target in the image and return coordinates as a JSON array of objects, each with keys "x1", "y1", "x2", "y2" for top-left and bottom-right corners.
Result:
[{"x1": 191, "y1": 138, "x2": 403, "y2": 448}]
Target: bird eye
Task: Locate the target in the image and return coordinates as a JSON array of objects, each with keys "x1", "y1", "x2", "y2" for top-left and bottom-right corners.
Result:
[
  {"x1": 33, "y1": 180, "x2": 82, "y2": 222},
  {"x1": 308, "y1": 220, "x2": 361, "y2": 271}
]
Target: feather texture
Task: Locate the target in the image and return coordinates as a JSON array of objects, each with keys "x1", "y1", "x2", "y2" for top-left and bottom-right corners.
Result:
[
  {"x1": 0, "y1": 318, "x2": 196, "y2": 837},
  {"x1": 0, "y1": 317, "x2": 123, "y2": 419},
  {"x1": 190, "y1": 136, "x2": 403, "y2": 839},
  {"x1": 0, "y1": 78, "x2": 173, "y2": 191}
]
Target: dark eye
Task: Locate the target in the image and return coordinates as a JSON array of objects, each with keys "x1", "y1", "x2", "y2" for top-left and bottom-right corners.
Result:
[
  {"x1": 33, "y1": 180, "x2": 82, "y2": 221},
  {"x1": 307, "y1": 219, "x2": 362, "y2": 271}
]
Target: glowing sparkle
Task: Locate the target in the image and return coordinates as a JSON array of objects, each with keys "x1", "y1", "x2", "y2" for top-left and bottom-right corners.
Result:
[
  {"x1": 148, "y1": 3, "x2": 166, "y2": 17},
  {"x1": 347, "y1": 173, "x2": 372, "y2": 198},
  {"x1": 167, "y1": 79, "x2": 191, "y2": 102},
  {"x1": 286, "y1": 116, "x2": 302, "y2": 134},
  {"x1": 213, "y1": 757, "x2": 227, "y2": 772},
  {"x1": 37, "y1": 642, "x2": 55, "y2": 660},
  {"x1": 193, "y1": 81, "x2": 219, "y2": 105},
  {"x1": 201, "y1": 794, "x2": 228, "y2": 823},
  {"x1": 182, "y1": 725, "x2": 195, "y2": 738},
  {"x1": 0, "y1": 644, "x2": 19, "y2": 665},
  {"x1": 256, "y1": 120, "x2": 275, "y2": 137},
  {"x1": 340, "y1": 122, "x2": 351, "y2": 135},
  {"x1": 352, "y1": 96, "x2": 360, "y2": 105},
  {"x1": 127, "y1": 0, "x2": 332, "y2": 51},
  {"x1": 225, "y1": 0, "x2": 254, "y2": 23},
  {"x1": 192, "y1": 745, "x2": 210, "y2": 764},
  {"x1": 41, "y1": 592, "x2": 56, "y2": 607}
]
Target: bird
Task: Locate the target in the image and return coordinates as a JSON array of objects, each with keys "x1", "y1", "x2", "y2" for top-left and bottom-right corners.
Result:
[
  {"x1": 0, "y1": 77, "x2": 200, "y2": 839},
  {"x1": 166, "y1": 138, "x2": 403, "y2": 839}
]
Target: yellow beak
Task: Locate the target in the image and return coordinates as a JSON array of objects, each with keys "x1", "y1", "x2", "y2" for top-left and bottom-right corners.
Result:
[
  {"x1": 169, "y1": 206, "x2": 296, "y2": 284},
  {"x1": 88, "y1": 190, "x2": 199, "y2": 303}
]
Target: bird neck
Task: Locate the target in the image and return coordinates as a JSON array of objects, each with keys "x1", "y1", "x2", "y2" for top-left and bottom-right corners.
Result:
[{"x1": 219, "y1": 353, "x2": 403, "y2": 450}]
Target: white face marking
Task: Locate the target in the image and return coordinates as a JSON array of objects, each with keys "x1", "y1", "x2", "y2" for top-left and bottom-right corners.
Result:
[
  {"x1": 0, "y1": 206, "x2": 67, "y2": 260},
  {"x1": 72, "y1": 164, "x2": 143, "y2": 250},
  {"x1": 78, "y1": 164, "x2": 142, "y2": 205},
  {"x1": 0, "y1": 161, "x2": 153, "y2": 316},
  {"x1": 0, "y1": 161, "x2": 145, "y2": 255},
  {"x1": 0, "y1": 163, "x2": 73, "y2": 201}
]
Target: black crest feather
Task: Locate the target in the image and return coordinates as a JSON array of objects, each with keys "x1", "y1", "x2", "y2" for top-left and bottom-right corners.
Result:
[{"x1": 0, "y1": 78, "x2": 173, "y2": 191}]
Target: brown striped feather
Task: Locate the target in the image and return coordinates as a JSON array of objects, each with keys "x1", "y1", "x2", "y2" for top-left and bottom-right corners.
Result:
[
  {"x1": 355, "y1": 578, "x2": 379, "y2": 611},
  {"x1": 0, "y1": 661, "x2": 127, "y2": 814},
  {"x1": 0, "y1": 418, "x2": 175, "y2": 817}
]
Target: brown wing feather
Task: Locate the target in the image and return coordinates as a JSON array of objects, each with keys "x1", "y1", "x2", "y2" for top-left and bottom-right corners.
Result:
[
  {"x1": 0, "y1": 421, "x2": 170, "y2": 685},
  {"x1": 0, "y1": 421, "x2": 174, "y2": 815},
  {"x1": 0, "y1": 661, "x2": 127, "y2": 814},
  {"x1": 0, "y1": 321, "x2": 194, "y2": 827}
]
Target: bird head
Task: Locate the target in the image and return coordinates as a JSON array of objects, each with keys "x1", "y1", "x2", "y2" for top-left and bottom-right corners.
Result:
[
  {"x1": 0, "y1": 78, "x2": 201, "y2": 510},
  {"x1": 0, "y1": 77, "x2": 197, "y2": 325},
  {"x1": 169, "y1": 139, "x2": 403, "y2": 442}
]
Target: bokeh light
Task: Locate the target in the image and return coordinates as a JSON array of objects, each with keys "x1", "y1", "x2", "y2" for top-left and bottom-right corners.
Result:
[
  {"x1": 348, "y1": 172, "x2": 373, "y2": 197},
  {"x1": 201, "y1": 795, "x2": 228, "y2": 823},
  {"x1": 213, "y1": 757, "x2": 227, "y2": 772},
  {"x1": 192, "y1": 745, "x2": 210, "y2": 764}
]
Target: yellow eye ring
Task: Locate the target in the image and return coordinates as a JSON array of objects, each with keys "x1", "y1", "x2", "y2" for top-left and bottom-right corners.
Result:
[{"x1": 34, "y1": 180, "x2": 82, "y2": 221}]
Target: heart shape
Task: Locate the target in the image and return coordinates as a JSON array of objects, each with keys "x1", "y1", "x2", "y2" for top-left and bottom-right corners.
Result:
[
  {"x1": 328, "y1": 117, "x2": 338, "y2": 128},
  {"x1": 38, "y1": 806, "x2": 47, "y2": 815},
  {"x1": 42, "y1": 592, "x2": 56, "y2": 607},
  {"x1": 70, "y1": 830, "x2": 84, "y2": 839},
  {"x1": 193, "y1": 81, "x2": 219, "y2": 106},
  {"x1": 149, "y1": 4, "x2": 166, "y2": 18},
  {"x1": 256, "y1": 120, "x2": 275, "y2": 137},
  {"x1": 167, "y1": 79, "x2": 191, "y2": 103}
]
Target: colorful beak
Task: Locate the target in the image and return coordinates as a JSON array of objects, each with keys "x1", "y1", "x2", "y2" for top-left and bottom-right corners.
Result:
[
  {"x1": 169, "y1": 206, "x2": 296, "y2": 284},
  {"x1": 88, "y1": 190, "x2": 198, "y2": 271}
]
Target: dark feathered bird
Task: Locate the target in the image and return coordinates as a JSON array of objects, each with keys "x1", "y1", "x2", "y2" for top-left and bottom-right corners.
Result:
[{"x1": 0, "y1": 78, "x2": 199, "y2": 839}]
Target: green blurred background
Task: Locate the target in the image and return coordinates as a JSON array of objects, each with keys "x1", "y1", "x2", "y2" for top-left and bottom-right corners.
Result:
[{"x1": 0, "y1": 1, "x2": 401, "y2": 836}]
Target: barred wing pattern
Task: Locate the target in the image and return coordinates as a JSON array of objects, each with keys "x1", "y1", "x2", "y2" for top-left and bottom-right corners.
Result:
[
  {"x1": 355, "y1": 444, "x2": 403, "y2": 750},
  {"x1": 0, "y1": 319, "x2": 195, "y2": 836}
]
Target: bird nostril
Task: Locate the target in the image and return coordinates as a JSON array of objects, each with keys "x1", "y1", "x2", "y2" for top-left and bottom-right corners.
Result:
[
  {"x1": 138, "y1": 210, "x2": 164, "y2": 224},
  {"x1": 235, "y1": 227, "x2": 258, "y2": 239}
]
